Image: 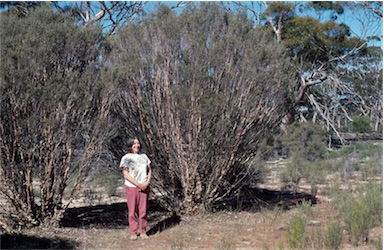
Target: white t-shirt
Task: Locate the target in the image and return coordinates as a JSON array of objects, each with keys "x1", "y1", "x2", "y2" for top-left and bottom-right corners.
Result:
[{"x1": 119, "y1": 153, "x2": 151, "y2": 187}]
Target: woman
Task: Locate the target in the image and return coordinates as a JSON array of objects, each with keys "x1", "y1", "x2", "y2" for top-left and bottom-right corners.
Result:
[{"x1": 119, "y1": 137, "x2": 152, "y2": 240}]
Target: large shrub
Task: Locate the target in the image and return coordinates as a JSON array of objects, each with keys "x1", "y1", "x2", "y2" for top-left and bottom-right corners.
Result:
[
  {"x1": 104, "y1": 3, "x2": 295, "y2": 213},
  {"x1": 0, "y1": 6, "x2": 109, "y2": 231}
]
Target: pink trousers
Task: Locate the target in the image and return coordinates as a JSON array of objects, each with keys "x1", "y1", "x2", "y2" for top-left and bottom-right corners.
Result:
[{"x1": 124, "y1": 185, "x2": 150, "y2": 235}]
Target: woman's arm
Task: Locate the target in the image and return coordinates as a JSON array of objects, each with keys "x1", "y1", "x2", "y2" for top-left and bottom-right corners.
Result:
[
  {"x1": 146, "y1": 165, "x2": 152, "y2": 184},
  {"x1": 122, "y1": 168, "x2": 145, "y2": 190},
  {"x1": 141, "y1": 165, "x2": 152, "y2": 191}
]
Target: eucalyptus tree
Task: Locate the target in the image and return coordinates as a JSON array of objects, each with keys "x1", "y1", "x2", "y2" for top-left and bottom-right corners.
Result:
[
  {"x1": 0, "y1": 1, "x2": 148, "y2": 36},
  {"x1": 0, "y1": 7, "x2": 111, "y2": 231},
  {"x1": 0, "y1": 1, "x2": 43, "y2": 16},
  {"x1": 259, "y1": 1, "x2": 383, "y2": 142},
  {"x1": 104, "y1": 3, "x2": 295, "y2": 213},
  {"x1": 53, "y1": 1, "x2": 146, "y2": 36},
  {"x1": 350, "y1": 1, "x2": 382, "y2": 18}
]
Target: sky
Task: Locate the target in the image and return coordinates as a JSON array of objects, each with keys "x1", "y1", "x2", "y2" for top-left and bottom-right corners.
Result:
[
  {"x1": 149, "y1": 1, "x2": 382, "y2": 48},
  {"x1": 1, "y1": 1, "x2": 382, "y2": 47}
]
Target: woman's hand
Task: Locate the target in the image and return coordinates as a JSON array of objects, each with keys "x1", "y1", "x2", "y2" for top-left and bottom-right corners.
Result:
[
  {"x1": 122, "y1": 168, "x2": 148, "y2": 191},
  {"x1": 138, "y1": 181, "x2": 150, "y2": 191}
]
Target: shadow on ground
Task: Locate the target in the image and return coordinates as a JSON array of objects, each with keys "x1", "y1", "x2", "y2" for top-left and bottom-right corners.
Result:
[
  {"x1": 1, "y1": 233, "x2": 80, "y2": 249},
  {"x1": 60, "y1": 199, "x2": 180, "y2": 236},
  {"x1": 212, "y1": 187, "x2": 317, "y2": 212}
]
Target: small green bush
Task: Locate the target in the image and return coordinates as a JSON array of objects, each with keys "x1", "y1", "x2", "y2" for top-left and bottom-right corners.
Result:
[
  {"x1": 279, "y1": 155, "x2": 306, "y2": 187},
  {"x1": 299, "y1": 199, "x2": 315, "y2": 219},
  {"x1": 306, "y1": 161, "x2": 327, "y2": 193},
  {"x1": 318, "y1": 157, "x2": 343, "y2": 173},
  {"x1": 357, "y1": 182, "x2": 382, "y2": 226},
  {"x1": 308, "y1": 227, "x2": 324, "y2": 249},
  {"x1": 279, "y1": 155, "x2": 326, "y2": 194},
  {"x1": 343, "y1": 197, "x2": 372, "y2": 245},
  {"x1": 332, "y1": 182, "x2": 381, "y2": 246},
  {"x1": 306, "y1": 220, "x2": 343, "y2": 249},
  {"x1": 286, "y1": 216, "x2": 307, "y2": 249},
  {"x1": 351, "y1": 116, "x2": 372, "y2": 133},
  {"x1": 282, "y1": 122, "x2": 327, "y2": 162},
  {"x1": 323, "y1": 220, "x2": 343, "y2": 249}
]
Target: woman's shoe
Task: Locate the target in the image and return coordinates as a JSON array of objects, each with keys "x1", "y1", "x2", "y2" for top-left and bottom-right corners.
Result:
[
  {"x1": 140, "y1": 233, "x2": 149, "y2": 239},
  {"x1": 130, "y1": 235, "x2": 138, "y2": 240}
]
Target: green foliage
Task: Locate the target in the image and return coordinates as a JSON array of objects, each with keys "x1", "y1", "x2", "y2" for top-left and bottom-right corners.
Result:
[
  {"x1": 0, "y1": 5, "x2": 106, "y2": 229},
  {"x1": 307, "y1": 1, "x2": 344, "y2": 15},
  {"x1": 298, "y1": 199, "x2": 315, "y2": 218},
  {"x1": 282, "y1": 122, "x2": 328, "y2": 161},
  {"x1": 33, "y1": 188, "x2": 41, "y2": 198},
  {"x1": 282, "y1": 13, "x2": 364, "y2": 71},
  {"x1": 279, "y1": 155, "x2": 307, "y2": 186},
  {"x1": 286, "y1": 216, "x2": 307, "y2": 249},
  {"x1": 351, "y1": 116, "x2": 372, "y2": 133},
  {"x1": 341, "y1": 157, "x2": 360, "y2": 180},
  {"x1": 332, "y1": 181, "x2": 382, "y2": 246},
  {"x1": 279, "y1": 154, "x2": 326, "y2": 193},
  {"x1": 1, "y1": 6, "x2": 103, "y2": 108},
  {"x1": 336, "y1": 141, "x2": 382, "y2": 159},
  {"x1": 264, "y1": 2, "x2": 294, "y2": 14},
  {"x1": 257, "y1": 132, "x2": 282, "y2": 161},
  {"x1": 315, "y1": 157, "x2": 341, "y2": 173},
  {"x1": 308, "y1": 220, "x2": 343, "y2": 250},
  {"x1": 323, "y1": 220, "x2": 343, "y2": 249},
  {"x1": 356, "y1": 182, "x2": 383, "y2": 226},
  {"x1": 344, "y1": 197, "x2": 372, "y2": 245},
  {"x1": 282, "y1": 16, "x2": 319, "y2": 49},
  {"x1": 261, "y1": 2, "x2": 294, "y2": 21},
  {"x1": 320, "y1": 142, "x2": 380, "y2": 181},
  {"x1": 322, "y1": 141, "x2": 382, "y2": 180}
]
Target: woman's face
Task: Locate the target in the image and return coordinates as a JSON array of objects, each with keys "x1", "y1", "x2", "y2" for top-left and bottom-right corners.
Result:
[{"x1": 131, "y1": 139, "x2": 140, "y2": 154}]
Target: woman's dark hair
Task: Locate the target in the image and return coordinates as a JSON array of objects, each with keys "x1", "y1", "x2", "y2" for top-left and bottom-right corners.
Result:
[{"x1": 127, "y1": 137, "x2": 139, "y2": 153}]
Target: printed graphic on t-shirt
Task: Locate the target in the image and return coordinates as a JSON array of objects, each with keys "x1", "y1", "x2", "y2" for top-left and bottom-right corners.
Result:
[{"x1": 119, "y1": 153, "x2": 151, "y2": 187}]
